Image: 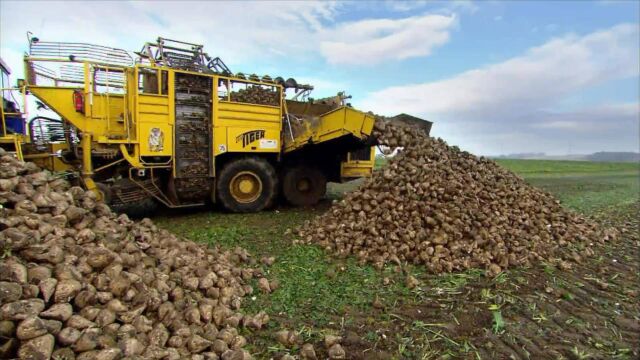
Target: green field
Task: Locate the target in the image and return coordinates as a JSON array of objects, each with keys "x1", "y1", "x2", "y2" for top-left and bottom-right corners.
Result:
[
  {"x1": 154, "y1": 159, "x2": 639, "y2": 359},
  {"x1": 495, "y1": 158, "x2": 638, "y2": 175},
  {"x1": 496, "y1": 159, "x2": 639, "y2": 213}
]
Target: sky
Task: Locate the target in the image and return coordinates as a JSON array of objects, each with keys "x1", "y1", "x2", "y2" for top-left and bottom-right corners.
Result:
[{"x1": 1, "y1": 0, "x2": 638, "y2": 156}]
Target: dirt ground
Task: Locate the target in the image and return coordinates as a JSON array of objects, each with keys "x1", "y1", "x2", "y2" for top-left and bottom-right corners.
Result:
[
  {"x1": 155, "y1": 161, "x2": 639, "y2": 359},
  {"x1": 323, "y1": 203, "x2": 639, "y2": 360}
]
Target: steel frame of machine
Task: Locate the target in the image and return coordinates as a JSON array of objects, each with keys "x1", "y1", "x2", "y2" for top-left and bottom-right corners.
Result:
[{"x1": 1, "y1": 34, "x2": 381, "y2": 212}]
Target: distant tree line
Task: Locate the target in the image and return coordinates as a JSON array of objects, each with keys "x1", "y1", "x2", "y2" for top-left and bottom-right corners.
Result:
[
  {"x1": 493, "y1": 152, "x2": 639, "y2": 163},
  {"x1": 587, "y1": 152, "x2": 640, "y2": 163}
]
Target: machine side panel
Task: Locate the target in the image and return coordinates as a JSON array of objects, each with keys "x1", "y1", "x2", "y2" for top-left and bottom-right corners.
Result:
[
  {"x1": 216, "y1": 102, "x2": 281, "y2": 125},
  {"x1": 89, "y1": 94, "x2": 126, "y2": 129},
  {"x1": 340, "y1": 147, "x2": 376, "y2": 179},
  {"x1": 215, "y1": 101, "x2": 281, "y2": 155},
  {"x1": 137, "y1": 95, "x2": 172, "y2": 157},
  {"x1": 224, "y1": 126, "x2": 281, "y2": 154},
  {"x1": 284, "y1": 106, "x2": 375, "y2": 153},
  {"x1": 28, "y1": 87, "x2": 89, "y2": 132},
  {"x1": 29, "y1": 87, "x2": 130, "y2": 142}
]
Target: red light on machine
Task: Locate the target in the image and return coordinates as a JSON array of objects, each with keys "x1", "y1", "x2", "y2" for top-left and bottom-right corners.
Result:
[{"x1": 73, "y1": 90, "x2": 85, "y2": 114}]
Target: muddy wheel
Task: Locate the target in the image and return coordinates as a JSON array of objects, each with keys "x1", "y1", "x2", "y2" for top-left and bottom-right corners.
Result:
[
  {"x1": 217, "y1": 157, "x2": 277, "y2": 212},
  {"x1": 108, "y1": 179, "x2": 159, "y2": 217},
  {"x1": 111, "y1": 197, "x2": 158, "y2": 218},
  {"x1": 282, "y1": 166, "x2": 326, "y2": 206},
  {"x1": 96, "y1": 182, "x2": 112, "y2": 204}
]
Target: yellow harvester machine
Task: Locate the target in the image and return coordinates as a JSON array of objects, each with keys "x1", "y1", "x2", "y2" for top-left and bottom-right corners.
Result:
[{"x1": 0, "y1": 36, "x2": 431, "y2": 213}]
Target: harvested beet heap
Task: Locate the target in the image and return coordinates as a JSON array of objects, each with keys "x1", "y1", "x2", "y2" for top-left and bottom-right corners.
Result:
[
  {"x1": 0, "y1": 149, "x2": 266, "y2": 359},
  {"x1": 298, "y1": 120, "x2": 615, "y2": 274}
]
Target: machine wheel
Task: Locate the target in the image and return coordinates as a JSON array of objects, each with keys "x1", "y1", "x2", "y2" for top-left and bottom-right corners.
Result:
[
  {"x1": 96, "y1": 182, "x2": 112, "y2": 204},
  {"x1": 107, "y1": 179, "x2": 159, "y2": 218},
  {"x1": 282, "y1": 166, "x2": 327, "y2": 207},
  {"x1": 217, "y1": 157, "x2": 277, "y2": 212},
  {"x1": 113, "y1": 198, "x2": 158, "y2": 218}
]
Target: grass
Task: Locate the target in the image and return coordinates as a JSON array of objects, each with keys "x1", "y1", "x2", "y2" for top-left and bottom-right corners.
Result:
[
  {"x1": 154, "y1": 206, "x2": 411, "y2": 329},
  {"x1": 497, "y1": 159, "x2": 639, "y2": 213},
  {"x1": 489, "y1": 304, "x2": 505, "y2": 334},
  {"x1": 494, "y1": 159, "x2": 638, "y2": 175},
  {"x1": 527, "y1": 174, "x2": 638, "y2": 213},
  {"x1": 375, "y1": 155, "x2": 388, "y2": 169},
  {"x1": 153, "y1": 159, "x2": 639, "y2": 358},
  {"x1": 245, "y1": 246, "x2": 386, "y2": 322}
]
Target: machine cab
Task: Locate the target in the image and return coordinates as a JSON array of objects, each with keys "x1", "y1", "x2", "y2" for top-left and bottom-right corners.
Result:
[
  {"x1": 1, "y1": 58, "x2": 26, "y2": 135},
  {"x1": 0, "y1": 58, "x2": 27, "y2": 159}
]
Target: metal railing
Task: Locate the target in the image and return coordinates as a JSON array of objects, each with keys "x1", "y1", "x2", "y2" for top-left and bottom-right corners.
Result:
[
  {"x1": 26, "y1": 57, "x2": 131, "y2": 142},
  {"x1": 136, "y1": 37, "x2": 232, "y2": 75},
  {"x1": 60, "y1": 64, "x2": 125, "y2": 87},
  {"x1": 29, "y1": 39, "x2": 133, "y2": 67}
]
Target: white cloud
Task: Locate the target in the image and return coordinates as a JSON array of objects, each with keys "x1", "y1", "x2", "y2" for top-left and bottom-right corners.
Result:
[
  {"x1": 1, "y1": 1, "x2": 456, "y2": 71},
  {"x1": 448, "y1": 0, "x2": 479, "y2": 14},
  {"x1": 385, "y1": 0, "x2": 431, "y2": 12},
  {"x1": 384, "y1": 0, "x2": 477, "y2": 14},
  {"x1": 319, "y1": 13, "x2": 457, "y2": 65},
  {"x1": 0, "y1": 1, "x2": 340, "y2": 72},
  {"x1": 429, "y1": 102, "x2": 639, "y2": 155},
  {"x1": 360, "y1": 24, "x2": 639, "y2": 116},
  {"x1": 532, "y1": 103, "x2": 639, "y2": 132},
  {"x1": 357, "y1": 24, "x2": 640, "y2": 154},
  {"x1": 532, "y1": 120, "x2": 581, "y2": 130}
]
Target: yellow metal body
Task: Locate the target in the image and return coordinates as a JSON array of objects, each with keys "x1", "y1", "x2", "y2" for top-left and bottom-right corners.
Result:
[
  {"x1": 284, "y1": 106, "x2": 375, "y2": 153},
  {"x1": 24, "y1": 60, "x2": 284, "y2": 175},
  {"x1": 215, "y1": 101, "x2": 282, "y2": 156},
  {"x1": 23, "y1": 56, "x2": 375, "y2": 174},
  {"x1": 9, "y1": 43, "x2": 378, "y2": 208},
  {"x1": 283, "y1": 104, "x2": 376, "y2": 180},
  {"x1": 1, "y1": 80, "x2": 74, "y2": 169},
  {"x1": 0, "y1": 132, "x2": 26, "y2": 161},
  {"x1": 341, "y1": 147, "x2": 376, "y2": 179}
]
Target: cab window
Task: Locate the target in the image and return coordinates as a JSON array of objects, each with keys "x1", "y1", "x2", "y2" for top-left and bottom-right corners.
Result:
[{"x1": 138, "y1": 69, "x2": 159, "y2": 94}]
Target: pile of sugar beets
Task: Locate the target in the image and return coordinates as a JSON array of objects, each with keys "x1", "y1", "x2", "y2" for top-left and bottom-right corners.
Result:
[
  {"x1": 230, "y1": 86, "x2": 279, "y2": 107},
  {"x1": 0, "y1": 148, "x2": 269, "y2": 359},
  {"x1": 298, "y1": 119, "x2": 617, "y2": 274}
]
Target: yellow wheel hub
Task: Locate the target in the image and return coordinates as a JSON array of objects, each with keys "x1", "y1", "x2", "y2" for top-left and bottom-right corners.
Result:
[{"x1": 229, "y1": 171, "x2": 262, "y2": 203}]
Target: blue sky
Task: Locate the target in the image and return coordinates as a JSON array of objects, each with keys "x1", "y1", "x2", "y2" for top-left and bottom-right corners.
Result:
[{"x1": 1, "y1": 0, "x2": 638, "y2": 155}]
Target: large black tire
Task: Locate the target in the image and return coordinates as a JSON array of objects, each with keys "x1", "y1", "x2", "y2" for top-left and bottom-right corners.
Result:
[
  {"x1": 111, "y1": 197, "x2": 158, "y2": 218},
  {"x1": 105, "y1": 179, "x2": 159, "y2": 218},
  {"x1": 216, "y1": 157, "x2": 277, "y2": 213},
  {"x1": 282, "y1": 166, "x2": 327, "y2": 207}
]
